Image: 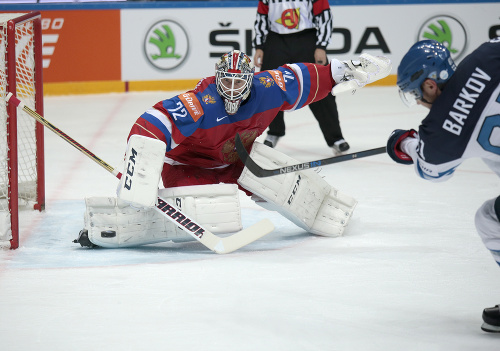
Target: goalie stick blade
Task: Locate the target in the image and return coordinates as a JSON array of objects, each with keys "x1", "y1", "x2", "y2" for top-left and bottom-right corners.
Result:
[
  {"x1": 235, "y1": 133, "x2": 386, "y2": 177},
  {"x1": 212, "y1": 218, "x2": 274, "y2": 254},
  {"x1": 156, "y1": 196, "x2": 274, "y2": 254}
]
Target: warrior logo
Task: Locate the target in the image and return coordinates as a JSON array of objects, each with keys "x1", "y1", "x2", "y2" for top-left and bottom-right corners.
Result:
[
  {"x1": 156, "y1": 198, "x2": 205, "y2": 238},
  {"x1": 417, "y1": 15, "x2": 468, "y2": 61},
  {"x1": 144, "y1": 19, "x2": 189, "y2": 70}
]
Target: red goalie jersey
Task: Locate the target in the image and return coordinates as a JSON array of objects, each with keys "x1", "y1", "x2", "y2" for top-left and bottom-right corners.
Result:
[{"x1": 129, "y1": 62, "x2": 335, "y2": 190}]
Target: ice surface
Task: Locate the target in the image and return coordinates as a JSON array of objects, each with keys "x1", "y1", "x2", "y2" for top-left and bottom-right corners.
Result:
[{"x1": 0, "y1": 87, "x2": 499, "y2": 350}]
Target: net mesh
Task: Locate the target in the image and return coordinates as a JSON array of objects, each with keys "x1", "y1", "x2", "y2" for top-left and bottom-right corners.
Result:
[{"x1": 0, "y1": 14, "x2": 39, "y2": 246}]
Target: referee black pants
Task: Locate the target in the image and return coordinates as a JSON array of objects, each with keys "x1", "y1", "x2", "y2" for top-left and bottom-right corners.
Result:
[{"x1": 261, "y1": 29, "x2": 344, "y2": 146}]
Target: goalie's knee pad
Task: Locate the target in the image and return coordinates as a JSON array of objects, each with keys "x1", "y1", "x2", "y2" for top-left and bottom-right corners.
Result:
[
  {"x1": 238, "y1": 142, "x2": 357, "y2": 237},
  {"x1": 85, "y1": 184, "x2": 242, "y2": 248}
]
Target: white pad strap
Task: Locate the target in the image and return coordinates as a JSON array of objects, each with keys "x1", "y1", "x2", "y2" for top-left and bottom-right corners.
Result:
[
  {"x1": 117, "y1": 134, "x2": 166, "y2": 208},
  {"x1": 238, "y1": 142, "x2": 357, "y2": 237},
  {"x1": 331, "y1": 54, "x2": 392, "y2": 95},
  {"x1": 86, "y1": 184, "x2": 242, "y2": 248}
]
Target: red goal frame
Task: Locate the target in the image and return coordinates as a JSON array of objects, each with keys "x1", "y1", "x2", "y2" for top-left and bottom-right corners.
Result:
[{"x1": 2, "y1": 11, "x2": 45, "y2": 249}]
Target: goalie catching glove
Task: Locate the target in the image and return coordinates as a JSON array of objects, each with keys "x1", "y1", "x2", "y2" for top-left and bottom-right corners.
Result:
[{"x1": 331, "y1": 54, "x2": 392, "y2": 95}]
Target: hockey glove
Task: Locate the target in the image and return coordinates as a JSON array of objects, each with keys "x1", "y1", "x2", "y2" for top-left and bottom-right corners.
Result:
[
  {"x1": 387, "y1": 129, "x2": 418, "y2": 165},
  {"x1": 331, "y1": 54, "x2": 392, "y2": 95}
]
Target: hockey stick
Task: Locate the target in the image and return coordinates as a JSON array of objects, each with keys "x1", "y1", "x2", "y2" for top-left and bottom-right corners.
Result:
[
  {"x1": 235, "y1": 133, "x2": 386, "y2": 177},
  {"x1": 6, "y1": 93, "x2": 274, "y2": 254}
]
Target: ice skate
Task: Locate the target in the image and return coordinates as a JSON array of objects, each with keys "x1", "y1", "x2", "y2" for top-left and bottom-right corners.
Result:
[
  {"x1": 73, "y1": 229, "x2": 99, "y2": 248},
  {"x1": 481, "y1": 305, "x2": 500, "y2": 333},
  {"x1": 332, "y1": 139, "x2": 350, "y2": 154},
  {"x1": 263, "y1": 135, "x2": 280, "y2": 148}
]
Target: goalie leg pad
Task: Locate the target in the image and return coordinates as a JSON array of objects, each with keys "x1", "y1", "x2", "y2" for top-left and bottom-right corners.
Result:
[
  {"x1": 85, "y1": 184, "x2": 242, "y2": 248},
  {"x1": 238, "y1": 142, "x2": 357, "y2": 237},
  {"x1": 117, "y1": 134, "x2": 166, "y2": 208},
  {"x1": 158, "y1": 183, "x2": 243, "y2": 234},
  {"x1": 85, "y1": 197, "x2": 187, "y2": 248}
]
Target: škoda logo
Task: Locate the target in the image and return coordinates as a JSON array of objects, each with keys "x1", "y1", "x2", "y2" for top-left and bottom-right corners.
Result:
[
  {"x1": 417, "y1": 15, "x2": 468, "y2": 61},
  {"x1": 144, "y1": 19, "x2": 189, "y2": 70}
]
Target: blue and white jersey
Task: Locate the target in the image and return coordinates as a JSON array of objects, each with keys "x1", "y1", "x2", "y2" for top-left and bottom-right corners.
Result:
[{"x1": 408, "y1": 38, "x2": 500, "y2": 182}]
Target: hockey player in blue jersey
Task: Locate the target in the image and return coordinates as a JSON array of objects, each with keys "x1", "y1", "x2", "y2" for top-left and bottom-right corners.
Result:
[{"x1": 386, "y1": 37, "x2": 500, "y2": 333}]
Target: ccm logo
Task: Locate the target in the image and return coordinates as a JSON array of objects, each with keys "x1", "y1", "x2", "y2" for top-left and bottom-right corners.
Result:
[
  {"x1": 287, "y1": 175, "x2": 302, "y2": 205},
  {"x1": 124, "y1": 148, "x2": 137, "y2": 190}
]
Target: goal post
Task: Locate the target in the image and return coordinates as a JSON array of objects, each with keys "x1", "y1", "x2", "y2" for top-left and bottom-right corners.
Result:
[{"x1": 0, "y1": 12, "x2": 45, "y2": 249}]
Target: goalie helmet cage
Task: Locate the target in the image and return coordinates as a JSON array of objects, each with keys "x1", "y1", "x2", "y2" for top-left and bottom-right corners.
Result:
[{"x1": 0, "y1": 12, "x2": 45, "y2": 249}]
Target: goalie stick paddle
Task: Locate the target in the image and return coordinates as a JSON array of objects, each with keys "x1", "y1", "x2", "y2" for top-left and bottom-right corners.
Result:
[
  {"x1": 235, "y1": 133, "x2": 386, "y2": 177},
  {"x1": 6, "y1": 92, "x2": 274, "y2": 254}
]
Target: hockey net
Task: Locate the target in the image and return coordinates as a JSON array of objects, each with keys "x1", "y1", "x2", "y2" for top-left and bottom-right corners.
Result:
[{"x1": 0, "y1": 12, "x2": 44, "y2": 249}]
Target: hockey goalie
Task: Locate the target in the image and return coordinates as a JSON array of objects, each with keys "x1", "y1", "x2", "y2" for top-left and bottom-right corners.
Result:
[{"x1": 75, "y1": 50, "x2": 391, "y2": 249}]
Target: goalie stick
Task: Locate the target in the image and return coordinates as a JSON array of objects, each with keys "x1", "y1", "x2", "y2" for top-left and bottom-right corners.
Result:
[
  {"x1": 6, "y1": 92, "x2": 274, "y2": 254},
  {"x1": 235, "y1": 133, "x2": 386, "y2": 177}
]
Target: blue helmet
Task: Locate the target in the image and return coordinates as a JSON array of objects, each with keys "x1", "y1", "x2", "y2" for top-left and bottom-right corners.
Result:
[{"x1": 397, "y1": 40, "x2": 456, "y2": 106}]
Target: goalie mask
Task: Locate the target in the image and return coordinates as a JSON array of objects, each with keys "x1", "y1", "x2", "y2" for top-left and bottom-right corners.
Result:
[
  {"x1": 215, "y1": 50, "x2": 254, "y2": 115},
  {"x1": 397, "y1": 40, "x2": 456, "y2": 107}
]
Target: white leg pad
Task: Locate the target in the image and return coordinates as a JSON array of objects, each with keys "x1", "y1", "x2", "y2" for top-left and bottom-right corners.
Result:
[
  {"x1": 238, "y1": 142, "x2": 357, "y2": 237},
  {"x1": 117, "y1": 134, "x2": 166, "y2": 208},
  {"x1": 159, "y1": 184, "x2": 243, "y2": 234},
  {"x1": 85, "y1": 184, "x2": 242, "y2": 248}
]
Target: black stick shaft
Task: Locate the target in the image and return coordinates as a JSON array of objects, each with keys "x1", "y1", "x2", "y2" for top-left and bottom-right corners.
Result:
[{"x1": 235, "y1": 133, "x2": 386, "y2": 177}]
